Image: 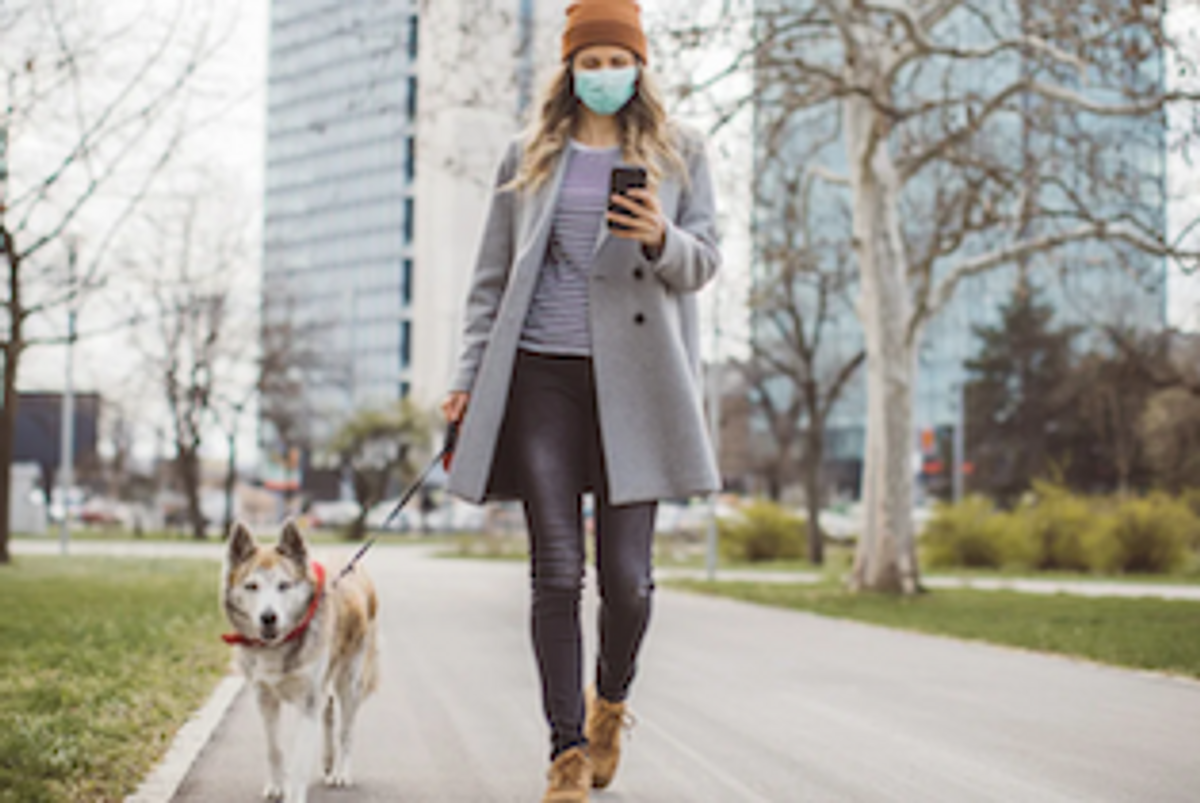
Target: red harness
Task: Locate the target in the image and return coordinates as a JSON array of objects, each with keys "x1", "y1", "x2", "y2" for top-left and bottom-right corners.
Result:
[{"x1": 222, "y1": 561, "x2": 327, "y2": 648}]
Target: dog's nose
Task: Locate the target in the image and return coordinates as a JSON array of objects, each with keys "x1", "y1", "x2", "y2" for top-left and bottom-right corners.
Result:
[{"x1": 260, "y1": 611, "x2": 277, "y2": 627}]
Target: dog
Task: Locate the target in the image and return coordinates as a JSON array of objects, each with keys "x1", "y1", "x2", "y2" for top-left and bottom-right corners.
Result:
[{"x1": 222, "y1": 521, "x2": 379, "y2": 802}]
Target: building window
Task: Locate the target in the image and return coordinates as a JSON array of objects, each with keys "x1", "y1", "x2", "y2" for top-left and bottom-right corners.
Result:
[
  {"x1": 408, "y1": 15, "x2": 419, "y2": 61},
  {"x1": 403, "y1": 197, "x2": 415, "y2": 244},
  {"x1": 407, "y1": 75, "x2": 418, "y2": 119},
  {"x1": 401, "y1": 259, "x2": 413, "y2": 306},
  {"x1": 400, "y1": 320, "x2": 412, "y2": 370},
  {"x1": 405, "y1": 136, "x2": 416, "y2": 183}
]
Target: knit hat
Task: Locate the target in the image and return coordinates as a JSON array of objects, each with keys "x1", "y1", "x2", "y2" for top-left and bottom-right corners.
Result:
[{"x1": 561, "y1": 0, "x2": 648, "y2": 65}]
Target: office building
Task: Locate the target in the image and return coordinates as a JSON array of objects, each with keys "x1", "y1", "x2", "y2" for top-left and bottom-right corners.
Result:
[{"x1": 261, "y1": 0, "x2": 565, "y2": 478}]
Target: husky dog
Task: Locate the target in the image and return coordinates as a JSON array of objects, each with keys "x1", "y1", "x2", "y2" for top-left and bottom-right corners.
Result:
[{"x1": 222, "y1": 521, "x2": 379, "y2": 802}]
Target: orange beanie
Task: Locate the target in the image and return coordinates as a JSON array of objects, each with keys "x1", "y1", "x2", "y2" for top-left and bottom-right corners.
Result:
[{"x1": 561, "y1": 0, "x2": 648, "y2": 65}]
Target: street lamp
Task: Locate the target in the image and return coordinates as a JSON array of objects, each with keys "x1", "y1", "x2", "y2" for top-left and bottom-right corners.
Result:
[{"x1": 58, "y1": 236, "x2": 79, "y2": 556}]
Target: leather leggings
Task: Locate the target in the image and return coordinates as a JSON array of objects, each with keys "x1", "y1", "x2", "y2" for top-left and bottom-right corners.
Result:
[{"x1": 507, "y1": 349, "x2": 657, "y2": 759}]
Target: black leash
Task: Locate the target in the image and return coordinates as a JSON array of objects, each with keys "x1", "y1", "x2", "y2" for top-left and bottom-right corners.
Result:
[{"x1": 333, "y1": 421, "x2": 459, "y2": 586}]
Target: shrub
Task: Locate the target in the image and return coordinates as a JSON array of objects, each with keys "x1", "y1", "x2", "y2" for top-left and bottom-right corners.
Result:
[
  {"x1": 1182, "y1": 488, "x2": 1200, "y2": 550},
  {"x1": 1084, "y1": 494, "x2": 1196, "y2": 574},
  {"x1": 921, "y1": 496, "x2": 1010, "y2": 569},
  {"x1": 718, "y1": 500, "x2": 807, "y2": 563},
  {"x1": 1008, "y1": 481, "x2": 1097, "y2": 571}
]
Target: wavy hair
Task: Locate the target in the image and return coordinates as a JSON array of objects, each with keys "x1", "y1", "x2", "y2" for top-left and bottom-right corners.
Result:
[{"x1": 506, "y1": 62, "x2": 687, "y2": 192}]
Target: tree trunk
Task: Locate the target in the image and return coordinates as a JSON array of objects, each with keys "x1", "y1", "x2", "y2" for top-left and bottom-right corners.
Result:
[
  {"x1": 803, "y1": 426, "x2": 825, "y2": 566},
  {"x1": 0, "y1": 241, "x2": 21, "y2": 564},
  {"x1": 844, "y1": 91, "x2": 921, "y2": 594},
  {"x1": 176, "y1": 446, "x2": 206, "y2": 540},
  {"x1": 0, "y1": 342, "x2": 18, "y2": 565},
  {"x1": 222, "y1": 429, "x2": 237, "y2": 538}
]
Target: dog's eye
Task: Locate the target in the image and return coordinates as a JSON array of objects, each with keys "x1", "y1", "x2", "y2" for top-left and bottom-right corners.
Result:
[
  {"x1": 245, "y1": 581, "x2": 259, "y2": 592},
  {"x1": 277, "y1": 581, "x2": 292, "y2": 592}
]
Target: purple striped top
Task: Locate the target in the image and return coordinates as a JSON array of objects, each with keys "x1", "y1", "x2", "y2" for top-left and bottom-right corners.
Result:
[{"x1": 519, "y1": 139, "x2": 620, "y2": 356}]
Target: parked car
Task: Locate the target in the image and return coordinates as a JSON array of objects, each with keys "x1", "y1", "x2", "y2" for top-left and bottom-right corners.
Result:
[{"x1": 308, "y1": 500, "x2": 362, "y2": 530}]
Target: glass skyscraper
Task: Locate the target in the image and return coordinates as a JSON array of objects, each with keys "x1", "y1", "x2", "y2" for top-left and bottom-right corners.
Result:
[{"x1": 262, "y1": 0, "x2": 420, "y2": 455}]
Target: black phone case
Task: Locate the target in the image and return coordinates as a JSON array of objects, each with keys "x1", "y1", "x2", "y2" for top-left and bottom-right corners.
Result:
[{"x1": 608, "y1": 166, "x2": 648, "y2": 231}]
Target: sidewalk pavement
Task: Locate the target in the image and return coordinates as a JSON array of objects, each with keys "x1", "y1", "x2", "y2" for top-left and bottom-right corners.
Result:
[
  {"x1": 658, "y1": 567, "x2": 1200, "y2": 601},
  {"x1": 165, "y1": 547, "x2": 1200, "y2": 802},
  {"x1": 15, "y1": 538, "x2": 1200, "y2": 601}
]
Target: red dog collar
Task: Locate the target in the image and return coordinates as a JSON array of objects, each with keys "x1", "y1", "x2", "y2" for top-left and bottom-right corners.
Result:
[{"x1": 222, "y1": 561, "x2": 326, "y2": 648}]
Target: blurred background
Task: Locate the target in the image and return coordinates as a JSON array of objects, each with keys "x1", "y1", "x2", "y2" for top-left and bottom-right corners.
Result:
[{"x1": 2, "y1": 0, "x2": 1199, "y2": 570}]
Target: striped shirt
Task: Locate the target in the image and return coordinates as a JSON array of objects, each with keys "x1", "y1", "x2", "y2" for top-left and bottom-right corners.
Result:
[{"x1": 519, "y1": 139, "x2": 619, "y2": 356}]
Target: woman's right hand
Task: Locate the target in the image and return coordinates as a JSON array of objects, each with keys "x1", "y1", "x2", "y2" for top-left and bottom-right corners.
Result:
[{"x1": 441, "y1": 391, "x2": 470, "y2": 424}]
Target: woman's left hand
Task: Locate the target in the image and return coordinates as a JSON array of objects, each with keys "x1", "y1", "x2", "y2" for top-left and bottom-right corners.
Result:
[{"x1": 607, "y1": 188, "x2": 666, "y2": 250}]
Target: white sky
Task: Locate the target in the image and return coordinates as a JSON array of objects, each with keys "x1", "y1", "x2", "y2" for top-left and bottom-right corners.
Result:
[{"x1": 12, "y1": 0, "x2": 1200, "y2": 469}]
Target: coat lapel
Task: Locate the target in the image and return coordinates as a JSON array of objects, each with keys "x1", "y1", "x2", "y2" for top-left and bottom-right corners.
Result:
[{"x1": 516, "y1": 149, "x2": 570, "y2": 267}]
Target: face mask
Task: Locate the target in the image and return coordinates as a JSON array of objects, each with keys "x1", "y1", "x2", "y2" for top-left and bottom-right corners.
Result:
[{"x1": 573, "y1": 66, "x2": 638, "y2": 116}]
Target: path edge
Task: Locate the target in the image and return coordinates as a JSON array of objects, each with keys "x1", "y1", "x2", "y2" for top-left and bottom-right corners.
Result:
[{"x1": 126, "y1": 674, "x2": 246, "y2": 803}]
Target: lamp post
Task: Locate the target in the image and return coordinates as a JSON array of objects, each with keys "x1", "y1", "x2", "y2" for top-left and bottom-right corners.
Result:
[
  {"x1": 58, "y1": 238, "x2": 78, "y2": 555},
  {"x1": 705, "y1": 275, "x2": 723, "y2": 582},
  {"x1": 952, "y1": 380, "x2": 965, "y2": 504}
]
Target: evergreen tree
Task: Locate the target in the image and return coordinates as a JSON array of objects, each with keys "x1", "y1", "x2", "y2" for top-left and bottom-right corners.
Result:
[{"x1": 964, "y1": 282, "x2": 1083, "y2": 504}]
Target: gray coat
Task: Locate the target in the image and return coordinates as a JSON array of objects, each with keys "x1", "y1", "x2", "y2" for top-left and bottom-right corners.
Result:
[{"x1": 446, "y1": 127, "x2": 721, "y2": 506}]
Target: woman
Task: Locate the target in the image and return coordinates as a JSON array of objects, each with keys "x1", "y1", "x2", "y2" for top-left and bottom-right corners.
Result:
[{"x1": 440, "y1": 1, "x2": 720, "y2": 799}]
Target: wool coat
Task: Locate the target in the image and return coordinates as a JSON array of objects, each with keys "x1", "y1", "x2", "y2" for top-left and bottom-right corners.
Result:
[{"x1": 446, "y1": 126, "x2": 721, "y2": 506}]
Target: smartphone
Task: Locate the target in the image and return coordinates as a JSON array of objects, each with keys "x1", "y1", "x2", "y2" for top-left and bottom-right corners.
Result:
[{"x1": 608, "y1": 166, "x2": 648, "y2": 231}]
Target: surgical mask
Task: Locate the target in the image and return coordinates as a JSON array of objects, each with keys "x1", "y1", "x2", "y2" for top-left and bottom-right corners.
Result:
[{"x1": 573, "y1": 66, "x2": 638, "y2": 116}]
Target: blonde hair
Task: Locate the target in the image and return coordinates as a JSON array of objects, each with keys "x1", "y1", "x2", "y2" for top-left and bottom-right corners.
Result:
[{"x1": 507, "y1": 63, "x2": 687, "y2": 192}]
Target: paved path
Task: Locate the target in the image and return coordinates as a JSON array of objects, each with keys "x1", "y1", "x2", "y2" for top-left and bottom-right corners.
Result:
[
  {"x1": 163, "y1": 547, "x2": 1200, "y2": 802},
  {"x1": 15, "y1": 538, "x2": 1200, "y2": 601},
  {"x1": 658, "y1": 567, "x2": 1200, "y2": 601}
]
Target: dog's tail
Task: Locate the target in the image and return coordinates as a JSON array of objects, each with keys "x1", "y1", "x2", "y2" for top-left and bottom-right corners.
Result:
[
  {"x1": 361, "y1": 574, "x2": 381, "y2": 696},
  {"x1": 362, "y1": 617, "x2": 381, "y2": 696}
]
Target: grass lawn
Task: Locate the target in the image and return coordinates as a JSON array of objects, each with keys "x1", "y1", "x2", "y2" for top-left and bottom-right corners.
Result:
[
  {"x1": 672, "y1": 579, "x2": 1200, "y2": 680},
  {"x1": 0, "y1": 556, "x2": 229, "y2": 803}
]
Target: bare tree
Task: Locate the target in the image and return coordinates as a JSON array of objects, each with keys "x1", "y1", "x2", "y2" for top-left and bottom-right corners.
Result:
[
  {"x1": 0, "y1": 1, "x2": 229, "y2": 561},
  {"x1": 130, "y1": 186, "x2": 252, "y2": 540},
  {"x1": 740, "y1": 140, "x2": 864, "y2": 563},
  {"x1": 662, "y1": 0, "x2": 1200, "y2": 593}
]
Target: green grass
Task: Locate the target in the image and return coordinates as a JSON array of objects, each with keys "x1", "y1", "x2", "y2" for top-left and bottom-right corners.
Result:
[
  {"x1": 672, "y1": 579, "x2": 1200, "y2": 679},
  {"x1": 0, "y1": 556, "x2": 229, "y2": 803},
  {"x1": 921, "y1": 565, "x2": 1200, "y2": 586}
]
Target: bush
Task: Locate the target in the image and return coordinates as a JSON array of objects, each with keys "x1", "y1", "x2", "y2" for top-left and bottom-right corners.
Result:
[
  {"x1": 1007, "y1": 481, "x2": 1097, "y2": 571},
  {"x1": 718, "y1": 500, "x2": 807, "y2": 563},
  {"x1": 921, "y1": 496, "x2": 1011, "y2": 569},
  {"x1": 1084, "y1": 494, "x2": 1196, "y2": 574},
  {"x1": 1182, "y1": 488, "x2": 1200, "y2": 549}
]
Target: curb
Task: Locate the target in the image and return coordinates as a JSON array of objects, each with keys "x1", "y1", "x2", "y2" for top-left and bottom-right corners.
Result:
[{"x1": 126, "y1": 674, "x2": 246, "y2": 803}]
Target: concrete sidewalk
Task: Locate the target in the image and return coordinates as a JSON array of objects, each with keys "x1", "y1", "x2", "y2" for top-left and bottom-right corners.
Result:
[
  {"x1": 658, "y1": 566, "x2": 1200, "y2": 601},
  {"x1": 164, "y1": 548, "x2": 1200, "y2": 802},
  {"x1": 16, "y1": 537, "x2": 1200, "y2": 601}
]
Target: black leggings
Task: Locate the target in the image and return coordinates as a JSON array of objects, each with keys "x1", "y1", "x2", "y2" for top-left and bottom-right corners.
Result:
[{"x1": 507, "y1": 349, "x2": 657, "y2": 759}]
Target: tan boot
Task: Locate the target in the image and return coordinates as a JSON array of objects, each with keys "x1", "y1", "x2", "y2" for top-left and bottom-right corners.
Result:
[
  {"x1": 542, "y1": 746, "x2": 592, "y2": 803},
  {"x1": 585, "y1": 686, "x2": 634, "y2": 789}
]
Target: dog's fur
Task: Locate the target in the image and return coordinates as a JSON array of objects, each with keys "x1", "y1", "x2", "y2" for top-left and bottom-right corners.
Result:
[{"x1": 223, "y1": 521, "x2": 379, "y2": 802}]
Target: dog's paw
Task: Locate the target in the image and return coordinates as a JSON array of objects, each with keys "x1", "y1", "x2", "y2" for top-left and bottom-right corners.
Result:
[
  {"x1": 262, "y1": 782, "x2": 284, "y2": 801},
  {"x1": 324, "y1": 769, "x2": 353, "y2": 788}
]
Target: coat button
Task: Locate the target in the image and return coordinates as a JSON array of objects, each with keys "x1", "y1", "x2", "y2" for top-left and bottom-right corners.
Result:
[
  {"x1": 633, "y1": 268, "x2": 644, "y2": 280},
  {"x1": 634, "y1": 313, "x2": 645, "y2": 325}
]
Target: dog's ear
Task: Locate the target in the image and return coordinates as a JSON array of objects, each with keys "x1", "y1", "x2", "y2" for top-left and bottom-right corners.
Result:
[
  {"x1": 277, "y1": 519, "x2": 309, "y2": 569},
  {"x1": 227, "y1": 521, "x2": 257, "y2": 566}
]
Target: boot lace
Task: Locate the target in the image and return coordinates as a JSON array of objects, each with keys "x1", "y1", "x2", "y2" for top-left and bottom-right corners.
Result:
[{"x1": 594, "y1": 701, "x2": 637, "y2": 746}]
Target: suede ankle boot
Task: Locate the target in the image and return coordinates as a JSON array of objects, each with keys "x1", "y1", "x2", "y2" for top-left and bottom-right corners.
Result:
[
  {"x1": 542, "y1": 746, "x2": 592, "y2": 803},
  {"x1": 585, "y1": 686, "x2": 634, "y2": 789}
]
